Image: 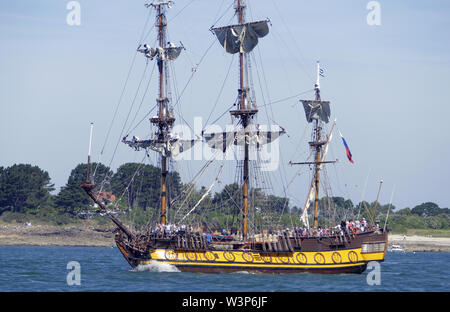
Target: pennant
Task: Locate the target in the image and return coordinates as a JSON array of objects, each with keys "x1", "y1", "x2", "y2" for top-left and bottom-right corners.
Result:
[
  {"x1": 319, "y1": 68, "x2": 325, "y2": 77},
  {"x1": 339, "y1": 131, "x2": 354, "y2": 163}
]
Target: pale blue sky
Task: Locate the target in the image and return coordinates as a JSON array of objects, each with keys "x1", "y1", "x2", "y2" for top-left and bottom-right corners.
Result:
[{"x1": 1, "y1": 0, "x2": 449, "y2": 211}]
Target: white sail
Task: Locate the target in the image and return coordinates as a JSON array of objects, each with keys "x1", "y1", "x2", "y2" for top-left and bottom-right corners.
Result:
[
  {"x1": 301, "y1": 182, "x2": 314, "y2": 228},
  {"x1": 300, "y1": 120, "x2": 335, "y2": 227},
  {"x1": 123, "y1": 135, "x2": 196, "y2": 157},
  {"x1": 137, "y1": 43, "x2": 183, "y2": 61},
  {"x1": 212, "y1": 20, "x2": 269, "y2": 54},
  {"x1": 203, "y1": 125, "x2": 285, "y2": 152}
]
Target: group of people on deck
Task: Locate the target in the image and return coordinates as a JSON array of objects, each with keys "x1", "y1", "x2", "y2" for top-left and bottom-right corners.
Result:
[
  {"x1": 285, "y1": 217, "x2": 370, "y2": 238},
  {"x1": 148, "y1": 217, "x2": 376, "y2": 241},
  {"x1": 151, "y1": 223, "x2": 190, "y2": 236}
]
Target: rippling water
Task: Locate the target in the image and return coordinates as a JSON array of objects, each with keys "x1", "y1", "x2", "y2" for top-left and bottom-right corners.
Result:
[{"x1": 0, "y1": 246, "x2": 448, "y2": 292}]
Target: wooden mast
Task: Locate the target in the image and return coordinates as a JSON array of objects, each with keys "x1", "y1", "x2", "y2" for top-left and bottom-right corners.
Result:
[
  {"x1": 232, "y1": 0, "x2": 255, "y2": 241},
  {"x1": 291, "y1": 61, "x2": 336, "y2": 230},
  {"x1": 312, "y1": 61, "x2": 323, "y2": 230},
  {"x1": 150, "y1": 1, "x2": 173, "y2": 226},
  {"x1": 312, "y1": 116, "x2": 322, "y2": 230},
  {"x1": 210, "y1": 0, "x2": 266, "y2": 240},
  {"x1": 159, "y1": 3, "x2": 167, "y2": 226},
  {"x1": 238, "y1": 0, "x2": 249, "y2": 241},
  {"x1": 85, "y1": 122, "x2": 94, "y2": 184}
]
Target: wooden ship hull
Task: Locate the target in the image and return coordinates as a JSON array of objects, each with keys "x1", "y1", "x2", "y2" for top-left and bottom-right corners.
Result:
[{"x1": 114, "y1": 229, "x2": 387, "y2": 274}]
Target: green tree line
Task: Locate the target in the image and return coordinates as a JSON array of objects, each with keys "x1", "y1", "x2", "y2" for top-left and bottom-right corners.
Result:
[{"x1": 0, "y1": 163, "x2": 449, "y2": 233}]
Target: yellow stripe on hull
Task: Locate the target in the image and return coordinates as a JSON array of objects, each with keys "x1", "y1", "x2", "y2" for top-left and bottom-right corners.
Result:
[{"x1": 138, "y1": 248, "x2": 385, "y2": 272}]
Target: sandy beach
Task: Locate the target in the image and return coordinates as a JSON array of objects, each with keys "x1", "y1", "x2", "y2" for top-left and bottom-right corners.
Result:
[
  {"x1": 0, "y1": 223, "x2": 115, "y2": 247},
  {"x1": 388, "y1": 234, "x2": 450, "y2": 252},
  {"x1": 0, "y1": 223, "x2": 449, "y2": 252}
]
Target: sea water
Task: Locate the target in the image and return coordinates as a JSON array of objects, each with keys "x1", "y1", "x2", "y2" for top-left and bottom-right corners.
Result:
[{"x1": 0, "y1": 246, "x2": 448, "y2": 292}]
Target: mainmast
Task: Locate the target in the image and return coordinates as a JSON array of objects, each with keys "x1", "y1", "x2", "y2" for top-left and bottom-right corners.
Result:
[
  {"x1": 231, "y1": 0, "x2": 255, "y2": 240},
  {"x1": 209, "y1": 0, "x2": 274, "y2": 240}
]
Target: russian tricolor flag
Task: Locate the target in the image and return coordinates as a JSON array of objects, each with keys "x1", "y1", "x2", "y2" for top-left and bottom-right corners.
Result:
[{"x1": 339, "y1": 131, "x2": 354, "y2": 164}]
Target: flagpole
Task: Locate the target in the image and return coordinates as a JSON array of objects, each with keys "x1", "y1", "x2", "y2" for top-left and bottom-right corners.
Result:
[
  {"x1": 384, "y1": 184, "x2": 396, "y2": 231},
  {"x1": 315, "y1": 60, "x2": 321, "y2": 91}
]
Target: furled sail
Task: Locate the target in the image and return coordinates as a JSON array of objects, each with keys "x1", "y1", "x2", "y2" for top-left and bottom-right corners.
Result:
[
  {"x1": 123, "y1": 135, "x2": 195, "y2": 157},
  {"x1": 301, "y1": 100, "x2": 331, "y2": 124},
  {"x1": 203, "y1": 126, "x2": 285, "y2": 152},
  {"x1": 137, "y1": 43, "x2": 183, "y2": 61},
  {"x1": 299, "y1": 120, "x2": 335, "y2": 227},
  {"x1": 212, "y1": 20, "x2": 269, "y2": 54},
  {"x1": 300, "y1": 182, "x2": 314, "y2": 228}
]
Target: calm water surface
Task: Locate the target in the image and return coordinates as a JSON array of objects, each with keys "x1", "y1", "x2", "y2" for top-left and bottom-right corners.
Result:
[{"x1": 0, "y1": 246, "x2": 448, "y2": 292}]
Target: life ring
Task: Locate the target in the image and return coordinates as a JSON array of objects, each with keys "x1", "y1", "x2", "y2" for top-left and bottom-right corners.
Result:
[
  {"x1": 296, "y1": 252, "x2": 308, "y2": 264},
  {"x1": 261, "y1": 253, "x2": 272, "y2": 263},
  {"x1": 331, "y1": 252, "x2": 342, "y2": 264},
  {"x1": 204, "y1": 251, "x2": 215, "y2": 261},
  {"x1": 279, "y1": 253, "x2": 290, "y2": 264},
  {"x1": 223, "y1": 251, "x2": 235, "y2": 262},
  {"x1": 165, "y1": 249, "x2": 177, "y2": 261},
  {"x1": 314, "y1": 252, "x2": 325, "y2": 264},
  {"x1": 186, "y1": 251, "x2": 197, "y2": 261},
  {"x1": 348, "y1": 251, "x2": 358, "y2": 263},
  {"x1": 242, "y1": 252, "x2": 254, "y2": 263}
]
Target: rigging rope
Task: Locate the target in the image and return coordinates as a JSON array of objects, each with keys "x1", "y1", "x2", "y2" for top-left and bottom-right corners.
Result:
[
  {"x1": 93, "y1": 6, "x2": 154, "y2": 179},
  {"x1": 179, "y1": 148, "x2": 229, "y2": 223},
  {"x1": 125, "y1": 59, "x2": 157, "y2": 136},
  {"x1": 169, "y1": 12, "x2": 237, "y2": 132},
  {"x1": 204, "y1": 55, "x2": 235, "y2": 127},
  {"x1": 269, "y1": 0, "x2": 315, "y2": 83},
  {"x1": 172, "y1": 148, "x2": 224, "y2": 220},
  {"x1": 210, "y1": 1, "x2": 235, "y2": 28},
  {"x1": 168, "y1": 0, "x2": 197, "y2": 22},
  {"x1": 106, "y1": 61, "x2": 150, "y2": 170},
  {"x1": 112, "y1": 152, "x2": 148, "y2": 211}
]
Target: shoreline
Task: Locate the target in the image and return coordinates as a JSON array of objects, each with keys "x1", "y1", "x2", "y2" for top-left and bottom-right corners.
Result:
[
  {"x1": 388, "y1": 234, "x2": 450, "y2": 252},
  {"x1": 1, "y1": 223, "x2": 449, "y2": 252},
  {"x1": 0, "y1": 223, "x2": 115, "y2": 247}
]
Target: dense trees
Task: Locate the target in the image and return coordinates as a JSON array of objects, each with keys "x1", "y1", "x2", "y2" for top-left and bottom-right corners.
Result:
[
  {"x1": 0, "y1": 164, "x2": 54, "y2": 215},
  {"x1": 111, "y1": 163, "x2": 181, "y2": 211},
  {"x1": 410, "y1": 202, "x2": 450, "y2": 217},
  {"x1": 0, "y1": 163, "x2": 449, "y2": 233},
  {"x1": 55, "y1": 163, "x2": 112, "y2": 214}
]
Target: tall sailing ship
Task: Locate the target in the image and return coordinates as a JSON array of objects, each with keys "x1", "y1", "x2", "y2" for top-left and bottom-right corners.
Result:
[{"x1": 81, "y1": 0, "x2": 387, "y2": 274}]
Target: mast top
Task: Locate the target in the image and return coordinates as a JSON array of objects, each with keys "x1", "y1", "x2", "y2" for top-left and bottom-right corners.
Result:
[
  {"x1": 315, "y1": 61, "x2": 320, "y2": 91},
  {"x1": 315, "y1": 60, "x2": 324, "y2": 100}
]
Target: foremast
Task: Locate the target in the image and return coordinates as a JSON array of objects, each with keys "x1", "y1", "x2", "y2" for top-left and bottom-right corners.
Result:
[
  {"x1": 123, "y1": 1, "x2": 186, "y2": 226},
  {"x1": 153, "y1": 0, "x2": 172, "y2": 226}
]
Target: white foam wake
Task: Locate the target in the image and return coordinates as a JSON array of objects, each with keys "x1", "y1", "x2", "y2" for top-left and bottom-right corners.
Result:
[{"x1": 133, "y1": 261, "x2": 180, "y2": 273}]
